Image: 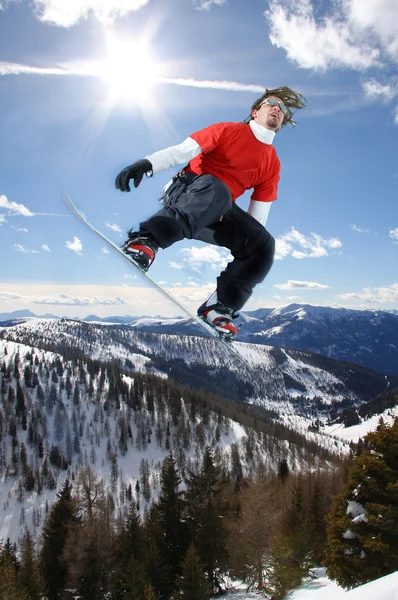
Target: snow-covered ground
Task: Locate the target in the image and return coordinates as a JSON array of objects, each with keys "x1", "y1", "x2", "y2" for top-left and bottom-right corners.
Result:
[
  {"x1": 220, "y1": 568, "x2": 398, "y2": 600},
  {"x1": 324, "y1": 406, "x2": 398, "y2": 443}
]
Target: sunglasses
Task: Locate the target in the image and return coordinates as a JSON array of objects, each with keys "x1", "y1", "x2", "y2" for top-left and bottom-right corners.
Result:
[{"x1": 259, "y1": 98, "x2": 288, "y2": 115}]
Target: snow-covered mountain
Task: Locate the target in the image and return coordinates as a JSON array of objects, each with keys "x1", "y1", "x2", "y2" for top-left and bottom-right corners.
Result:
[
  {"x1": 124, "y1": 304, "x2": 398, "y2": 376},
  {"x1": 1, "y1": 315, "x2": 397, "y2": 553},
  {"x1": 1, "y1": 317, "x2": 397, "y2": 438},
  {"x1": 2, "y1": 303, "x2": 397, "y2": 376},
  {"x1": 0, "y1": 327, "x2": 345, "y2": 544}
]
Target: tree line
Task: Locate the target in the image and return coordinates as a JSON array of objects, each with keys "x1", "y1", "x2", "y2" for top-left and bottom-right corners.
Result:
[{"x1": 0, "y1": 446, "x2": 344, "y2": 600}]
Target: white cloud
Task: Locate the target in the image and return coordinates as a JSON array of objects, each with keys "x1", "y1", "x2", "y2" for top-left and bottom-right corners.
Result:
[
  {"x1": 173, "y1": 282, "x2": 216, "y2": 304},
  {"x1": 194, "y1": 0, "x2": 226, "y2": 10},
  {"x1": 0, "y1": 61, "x2": 67, "y2": 76},
  {"x1": 105, "y1": 222, "x2": 122, "y2": 233},
  {"x1": 31, "y1": 0, "x2": 150, "y2": 27},
  {"x1": 0, "y1": 215, "x2": 6, "y2": 226},
  {"x1": 351, "y1": 224, "x2": 370, "y2": 233},
  {"x1": 41, "y1": 244, "x2": 51, "y2": 252},
  {"x1": 339, "y1": 283, "x2": 398, "y2": 304},
  {"x1": 274, "y1": 280, "x2": 329, "y2": 290},
  {"x1": 169, "y1": 261, "x2": 185, "y2": 270},
  {"x1": 266, "y1": 0, "x2": 398, "y2": 73},
  {"x1": 0, "y1": 195, "x2": 34, "y2": 216},
  {"x1": 0, "y1": 291, "x2": 126, "y2": 306},
  {"x1": 265, "y1": 0, "x2": 380, "y2": 71},
  {"x1": 0, "y1": 58, "x2": 266, "y2": 95},
  {"x1": 66, "y1": 236, "x2": 83, "y2": 255},
  {"x1": 156, "y1": 76, "x2": 264, "y2": 93},
  {"x1": 14, "y1": 244, "x2": 39, "y2": 254},
  {"x1": 275, "y1": 227, "x2": 342, "y2": 260},
  {"x1": 362, "y1": 78, "x2": 398, "y2": 102},
  {"x1": 346, "y1": 0, "x2": 398, "y2": 62},
  {"x1": 101, "y1": 247, "x2": 111, "y2": 254},
  {"x1": 390, "y1": 227, "x2": 398, "y2": 242},
  {"x1": 179, "y1": 245, "x2": 231, "y2": 272}
]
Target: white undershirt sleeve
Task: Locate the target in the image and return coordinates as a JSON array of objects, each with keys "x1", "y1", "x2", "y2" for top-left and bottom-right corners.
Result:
[
  {"x1": 248, "y1": 199, "x2": 272, "y2": 226},
  {"x1": 145, "y1": 137, "x2": 202, "y2": 174}
]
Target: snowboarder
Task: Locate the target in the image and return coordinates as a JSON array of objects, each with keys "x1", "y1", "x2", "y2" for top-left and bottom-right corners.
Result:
[{"x1": 115, "y1": 86, "x2": 306, "y2": 338}]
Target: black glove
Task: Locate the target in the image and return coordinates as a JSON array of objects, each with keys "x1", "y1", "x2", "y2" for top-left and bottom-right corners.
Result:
[{"x1": 115, "y1": 159, "x2": 153, "y2": 192}]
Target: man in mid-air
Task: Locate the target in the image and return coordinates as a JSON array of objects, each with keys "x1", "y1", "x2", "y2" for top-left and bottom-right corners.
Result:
[{"x1": 115, "y1": 86, "x2": 306, "y2": 338}]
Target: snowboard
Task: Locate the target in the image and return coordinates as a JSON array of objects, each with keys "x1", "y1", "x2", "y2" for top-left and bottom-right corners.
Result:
[{"x1": 61, "y1": 190, "x2": 246, "y2": 366}]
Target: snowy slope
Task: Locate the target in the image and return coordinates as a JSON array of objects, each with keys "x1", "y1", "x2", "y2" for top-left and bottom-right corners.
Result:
[
  {"x1": 220, "y1": 569, "x2": 398, "y2": 600},
  {"x1": 1, "y1": 317, "x2": 397, "y2": 451},
  {"x1": 1, "y1": 336, "x2": 334, "y2": 544}
]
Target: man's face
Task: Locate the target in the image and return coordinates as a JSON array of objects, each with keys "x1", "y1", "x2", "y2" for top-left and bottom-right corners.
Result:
[{"x1": 252, "y1": 96, "x2": 285, "y2": 131}]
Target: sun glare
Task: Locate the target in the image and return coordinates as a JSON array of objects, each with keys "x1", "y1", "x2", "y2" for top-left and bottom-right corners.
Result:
[{"x1": 102, "y1": 32, "x2": 155, "y2": 104}]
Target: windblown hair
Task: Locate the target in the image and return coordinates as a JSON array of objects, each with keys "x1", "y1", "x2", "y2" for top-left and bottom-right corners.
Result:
[{"x1": 244, "y1": 86, "x2": 307, "y2": 128}]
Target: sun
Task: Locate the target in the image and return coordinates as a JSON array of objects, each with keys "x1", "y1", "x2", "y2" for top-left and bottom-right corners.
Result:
[{"x1": 101, "y1": 31, "x2": 156, "y2": 104}]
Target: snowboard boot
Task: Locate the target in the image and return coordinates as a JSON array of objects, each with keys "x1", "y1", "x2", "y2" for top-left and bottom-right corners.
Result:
[
  {"x1": 122, "y1": 231, "x2": 159, "y2": 271},
  {"x1": 197, "y1": 294, "x2": 239, "y2": 340}
]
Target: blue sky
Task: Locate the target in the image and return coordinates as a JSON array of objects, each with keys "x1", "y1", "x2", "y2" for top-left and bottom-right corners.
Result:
[{"x1": 0, "y1": 0, "x2": 397, "y2": 318}]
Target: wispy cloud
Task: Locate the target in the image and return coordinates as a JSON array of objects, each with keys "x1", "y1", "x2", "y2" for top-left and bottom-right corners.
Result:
[
  {"x1": 155, "y1": 76, "x2": 264, "y2": 93},
  {"x1": 0, "y1": 291, "x2": 126, "y2": 306},
  {"x1": 339, "y1": 283, "x2": 398, "y2": 304},
  {"x1": 362, "y1": 78, "x2": 398, "y2": 102},
  {"x1": 0, "y1": 195, "x2": 34, "y2": 216},
  {"x1": 274, "y1": 280, "x2": 329, "y2": 290},
  {"x1": 178, "y1": 246, "x2": 231, "y2": 272},
  {"x1": 3, "y1": 0, "x2": 224, "y2": 26},
  {"x1": 390, "y1": 227, "x2": 398, "y2": 243},
  {"x1": 194, "y1": 0, "x2": 226, "y2": 10},
  {"x1": 169, "y1": 261, "x2": 185, "y2": 270},
  {"x1": 275, "y1": 227, "x2": 342, "y2": 260},
  {"x1": 12, "y1": 226, "x2": 29, "y2": 233},
  {"x1": 351, "y1": 224, "x2": 370, "y2": 233},
  {"x1": 14, "y1": 244, "x2": 39, "y2": 254},
  {"x1": 0, "y1": 61, "x2": 69, "y2": 76},
  {"x1": 0, "y1": 194, "x2": 66, "y2": 220},
  {"x1": 41, "y1": 244, "x2": 51, "y2": 252},
  {"x1": 66, "y1": 237, "x2": 83, "y2": 255},
  {"x1": 0, "y1": 59, "x2": 266, "y2": 93},
  {"x1": 105, "y1": 222, "x2": 122, "y2": 233},
  {"x1": 173, "y1": 282, "x2": 216, "y2": 303},
  {"x1": 30, "y1": 0, "x2": 150, "y2": 27}
]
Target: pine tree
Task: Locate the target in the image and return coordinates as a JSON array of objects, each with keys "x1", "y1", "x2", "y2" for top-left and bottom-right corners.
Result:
[
  {"x1": 174, "y1": 543, "x2": 211, "y2": 600},
  {"x1": 324, "y1": 418, "x2": 398, "y2": 589},
  {"x1": 143, "y1": 583, "x2": 161, "y2": 600},
  {"x1": 157, "y1": 454, "x2": 188, "y2": 595},
  {"x1": 19, "y1": 531, "x2": 44, "y2": 600},
  {"x1": 306, "y1": 477, "x2": 327, "y2": 563},
  {"x1": 40, "y1": 479, "x2": 78, "y2": 600},
  {"x1": 275, "y1": 473, "x2": 310, "y2": 572},
  {"x1": 117, "y1": 553, "x2": 148, "y2": 600},
  {"x1": 111, "y1": 502, "x2": 146, "y2": 599},
  {"x1": 263, "y1": 536, "x2": 309, "y2": 600},
  {"x1": 143, "y1": 505, "x2": 171, "y2": 600},
  {"x1": 185, "y1": 446, "x2": 228, "y2": 593}
]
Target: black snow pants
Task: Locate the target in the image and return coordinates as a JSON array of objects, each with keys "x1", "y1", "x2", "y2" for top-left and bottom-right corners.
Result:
[{"x1": 139, "y1": 171, "x2": 275, "y2": 311}]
